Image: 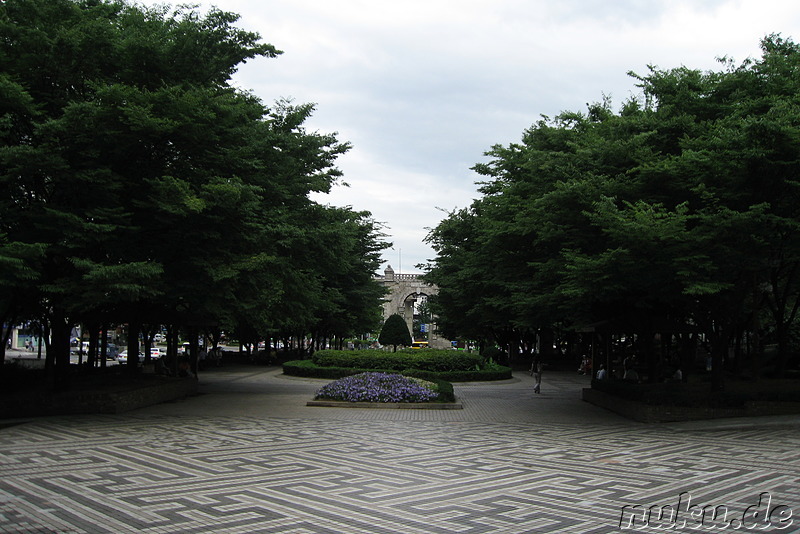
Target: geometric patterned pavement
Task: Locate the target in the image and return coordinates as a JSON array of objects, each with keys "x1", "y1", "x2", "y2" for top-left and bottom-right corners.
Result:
[{"x1": 1, "y1": 369, "x2": 799, "y2": 533}]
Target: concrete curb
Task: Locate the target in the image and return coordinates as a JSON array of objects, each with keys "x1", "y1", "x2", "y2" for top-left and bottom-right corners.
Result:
[
  {"x1": 307, "y1": 400, "x2": 463, "y2": 410},
  {"x1": 582, "y1": 387, "x2": 800, "y2": 423},
  {"x1": 0, "y1": 377, "x2": 198, "y2": 418}
]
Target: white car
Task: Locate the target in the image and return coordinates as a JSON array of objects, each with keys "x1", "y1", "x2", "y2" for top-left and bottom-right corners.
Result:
[
  {"x1": 150, "y1": 348, "x2": 163, "y2": 359},
  {"x1": 116, "y1": 350, "x2": 143, "y2": 364}
]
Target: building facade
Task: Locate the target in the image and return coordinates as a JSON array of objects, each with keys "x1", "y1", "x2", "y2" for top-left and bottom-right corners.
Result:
[{"x1": 374, "y1": 265, "x2": 451, "y2": 349}]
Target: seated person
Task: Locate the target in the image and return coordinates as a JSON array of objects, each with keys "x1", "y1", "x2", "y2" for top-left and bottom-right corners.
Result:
[{"x1": 596, "y1": 365, "x2": 607, "y2": 380}]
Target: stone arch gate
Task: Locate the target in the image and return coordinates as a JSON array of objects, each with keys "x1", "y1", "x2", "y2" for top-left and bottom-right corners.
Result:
[{"x1": 374, "y1": 265, "x2": 451, "y2": 349}]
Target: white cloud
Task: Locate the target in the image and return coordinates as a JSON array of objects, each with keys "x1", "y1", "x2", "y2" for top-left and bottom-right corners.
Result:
[{"x1": 155, "y1": 0, "x2": 800, "y2": 273}]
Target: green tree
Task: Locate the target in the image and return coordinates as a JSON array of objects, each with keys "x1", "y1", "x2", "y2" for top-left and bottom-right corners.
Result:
[
  {"x1": 309, "y1": 206, "x2": 390, "y2": 348},
  {"x1": 0, "y1": 0, "x2": 379, "y2": 384},
  {"x1": 425, "y1": 34, "x2": 800, "y2": 390},
  {"x1": 412, "y1": 299, "x2": 433, "y2": 340},
  {"x1": 378, "y1": 314, "x2": 412, "y2": 352}
]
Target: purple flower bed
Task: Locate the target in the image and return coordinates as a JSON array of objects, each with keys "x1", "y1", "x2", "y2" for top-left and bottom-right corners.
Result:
[{"x1": 314, "y1": 372, "x2": 440, "y2": 403}]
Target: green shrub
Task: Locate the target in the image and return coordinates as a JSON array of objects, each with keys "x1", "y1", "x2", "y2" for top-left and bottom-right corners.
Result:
[
  {"x1": 402, "y1": 368, "x2": 512, "y2": 382},
  {"x1": 283, "y1": 359, "x2": 393, "y2": 379},
  {"x1": 431, "y1": 379, "x2": 455, "y2": 402},
  {"x1": 283, "y1": 359, "x2": 512, "y2": 382},
  {"x1": 311, "y1": 349, "x2": 482, "y2": 372}
]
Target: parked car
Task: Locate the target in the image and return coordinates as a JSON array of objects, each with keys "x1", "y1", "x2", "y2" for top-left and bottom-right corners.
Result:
[
  {"x1": 116, "y1": 350, "x2": 143, "y2": 364},
  {"x1": 70, "y1": 342, "x2": 117, "y2": 359},
  {"x1": 150, "y1": 347, "x2": 163, "y2": 359}
]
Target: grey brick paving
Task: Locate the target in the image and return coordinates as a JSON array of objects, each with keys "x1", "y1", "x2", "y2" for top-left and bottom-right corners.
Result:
[{"x1": 1, "y1": 367, "x2": 798, "y2": 533}]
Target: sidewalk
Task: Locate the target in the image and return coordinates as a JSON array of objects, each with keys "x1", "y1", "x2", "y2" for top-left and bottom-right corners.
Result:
[
  {"x1": 133, "y1": 366, "x2": 636, "y2": 426},
  {"x1": 4, "y1": 346, "x2": 124, "y2": 370},
  {"x1": 4, "y1": 347, "x2": 42, "y2": 358},
  {"x1": 132, "y1": 365, "x2": 800, "y2": 432},
  {"x1": 1, "y1": 365, "x2": 798, "y2": 533}
]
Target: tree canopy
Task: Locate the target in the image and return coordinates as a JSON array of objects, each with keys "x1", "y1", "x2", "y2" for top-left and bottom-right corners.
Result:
[
  {"x1": 423, "y1": 34, "x2": 800, "y2": 389},
  {"x1": 0, "y1": 0, "x2": 390, "y2": 382},
  {"x1": 378, "y1": 314, "x2": 412, "y2": 352}
]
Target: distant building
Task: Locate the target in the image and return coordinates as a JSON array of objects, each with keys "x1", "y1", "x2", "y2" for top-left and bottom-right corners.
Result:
[{"x1": 374, "y1": 265, "x2": 451, "y2": 349}]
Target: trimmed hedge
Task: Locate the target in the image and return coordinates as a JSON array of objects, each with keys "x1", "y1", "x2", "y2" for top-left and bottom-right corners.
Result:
[
  {"x1": 312, "y1": 349, "x2": 483, "y2": 372},
  {"x1": 282, "y1": 359, "x2": 512, "y2": 382},
  {"x1": 403, "y1": 368, "x2": 512, "y2": 382},
  {"x1": 430, "y1": 379, "x2": 455, "y2": 403},
  {"x1": 284, "y1": 359, "x2": 388, "y2": 379}
]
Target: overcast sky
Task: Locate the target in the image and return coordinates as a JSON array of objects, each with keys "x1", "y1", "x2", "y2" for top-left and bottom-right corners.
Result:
[{"x1": 150, "y1": 0, "x2": 800, "y2": 274}]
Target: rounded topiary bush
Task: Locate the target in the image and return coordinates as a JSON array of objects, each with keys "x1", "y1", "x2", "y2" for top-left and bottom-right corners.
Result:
[{"x1": 314, "y1": 372, "x2": 440, "y2": 403}]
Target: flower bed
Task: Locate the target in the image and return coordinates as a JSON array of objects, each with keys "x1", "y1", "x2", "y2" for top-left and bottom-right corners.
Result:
[{"x1": 314, "y1": 372, "x2": 442, "y2": 403}]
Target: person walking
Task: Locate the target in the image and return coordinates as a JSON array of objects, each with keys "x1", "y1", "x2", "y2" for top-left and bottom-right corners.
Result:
[{"x1": 533, "y1": 361, "x2": 543, "y2": 394}]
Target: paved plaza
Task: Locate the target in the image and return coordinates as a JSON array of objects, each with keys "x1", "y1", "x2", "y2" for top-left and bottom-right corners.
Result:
[{"x1": 1, "y1": 367, "x2": 798, "y2": 533}]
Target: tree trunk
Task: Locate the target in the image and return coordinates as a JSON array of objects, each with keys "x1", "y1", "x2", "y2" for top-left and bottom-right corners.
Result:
[
  {"x1": 99, "y1": 324, "x2": 108, "y2": 369},
  {"x1": 732, "y1": 330, "x2": 742, "y2": 376},
  {"x1": 710, "y1": 329, "x2": 730, "y2": 392},
  {"x1": 539, "y1": 328, "x2": 555, "y2": 360},
  {"x1": 640, "y1": 330, "x2": 657, "y2": 383},
  {"x1": 50, "y1": 309, "x2": 72, "y2": 390},
  {"x1": 0, "y1": 321, "x2": 13, "y2": 367},
  {"x1": 189, "y1": 326, "x2": 199, "y2": 377},
  {"x1": 127, "y1": 321, "x2": 140, "y2": 374},
  {"x1": 38, "y1": 319, "x2": 48, "y2": 360},
  {"x1": 564, "y1": 331, "x2": 576, "y2": 361},
  {"x1": 88, "y1": 323, "x2": 99, "y2": 368},
  {"x1": 678, "y1": 333, "x2": 696, "y2": 383},
  {"x1": 143, "y1": 325, "x2": 153, "y2": 365},
  {"x1": 168, "y1": 326, "x2": 179, "y2": 376},
  {"x1": 775, "y1": 322, "x2": 791, "y2": 377}
]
